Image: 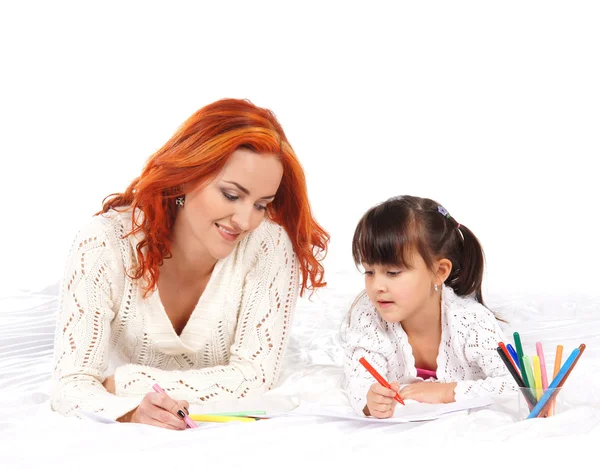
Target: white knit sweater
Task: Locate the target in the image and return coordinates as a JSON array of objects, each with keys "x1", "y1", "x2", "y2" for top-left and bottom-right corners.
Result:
[
  {"x1": 51, "y1": 208, "x2": 300, "y2": 421},
  {"x1": 343, "y1": 285, "x2": 516, "y2": 414}
]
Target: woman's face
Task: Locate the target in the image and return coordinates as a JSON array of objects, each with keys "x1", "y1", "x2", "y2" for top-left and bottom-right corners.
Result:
[{"x1": 177, "y1": 148, "x2": 284, "y2": 260}]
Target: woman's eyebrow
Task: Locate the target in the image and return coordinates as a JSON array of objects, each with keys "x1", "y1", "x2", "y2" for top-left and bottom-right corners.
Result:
[{"x1": 222, "y1": 180, "x2": 276, "y2": 200}]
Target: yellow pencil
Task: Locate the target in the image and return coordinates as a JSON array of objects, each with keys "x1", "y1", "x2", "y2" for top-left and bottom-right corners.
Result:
[
  {"x1": 533, "y1": 355, "x2": 543, "y2": 400},
  {"x1": 189, "y1": 414, "x2": 257, "y2": 423}
]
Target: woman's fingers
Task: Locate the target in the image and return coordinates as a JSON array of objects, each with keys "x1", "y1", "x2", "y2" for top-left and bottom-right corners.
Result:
[
  {"x1": 134, "y1": 392, "x2": 188, "y2": 430},
  {"x1": 153, "y1": 408, "x2": 187, "y2": 430},
  {"x1": 142, "y1": 414, "x2": 187, "y2": 431},
  {"x1": 177, "y1": 400, "x2": 190, "y2": 415}
]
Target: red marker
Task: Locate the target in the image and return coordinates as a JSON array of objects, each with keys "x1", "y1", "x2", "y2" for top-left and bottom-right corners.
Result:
[
  {"x1": 359, "y1": 357, "x2": 405, "y2": 405},
  {"x1": 498, "y1": 342, "x2": 520, "y2": 376}
]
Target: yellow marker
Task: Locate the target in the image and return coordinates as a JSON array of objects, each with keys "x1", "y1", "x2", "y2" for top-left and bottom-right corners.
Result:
[
  {"x1": 189, "y1": 414, "x2": 257, "y2": 423},
  {"x1": 533, "y1": 355, "x2": 543, "y2": 400}
]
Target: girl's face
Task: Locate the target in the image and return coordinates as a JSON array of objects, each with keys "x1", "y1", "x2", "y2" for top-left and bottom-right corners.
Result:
[{"x1": 362, "y1": 251, "x2": 443, "y2": 323}]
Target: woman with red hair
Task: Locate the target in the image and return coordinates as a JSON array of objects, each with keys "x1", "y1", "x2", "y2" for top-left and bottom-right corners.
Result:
[{"x1": 51, "y1": 98, "x2": 329, "y2": 429}]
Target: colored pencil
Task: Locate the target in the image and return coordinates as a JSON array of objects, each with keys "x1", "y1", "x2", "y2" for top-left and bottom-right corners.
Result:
[
  {"x1": 533, "y1": 355, "x2": 543, "y2": 400},
  {"x1": 526, "y1": 345, "x2": 584, "y2": 419},
  {"x1": 152, "y1": 383, "x2": 198, "y2": 428},
  {"x1": 513, "y1": 332, "x2": 529, "y2": 387},
  {"x1": 359, "y1": 357, "x2": 405, "y2": 405},
  {"x1": 189, "y1": 415, "x2": 258, "y2": 423},
  {"x1": 536, "y1": 342, "x2": 549, "y2": 391},
  {"x1": 506, "y1": 344, "x2": 520, "y2": 371},
  {"x1": 548, "y1": 345, "x2": 564, "y2": 416},
  {"x1": 522, "y1": 356, "x2": 535, "y2": 395},
  {"x1": 496, "y1": 346, "x2": 537, "y2": 409},
  {"x1": 204, "y1": 411, "x2": 266, "y2": 417},
  {"x1": 499, "y1": 342, "x2": 520, "y2": 376}
]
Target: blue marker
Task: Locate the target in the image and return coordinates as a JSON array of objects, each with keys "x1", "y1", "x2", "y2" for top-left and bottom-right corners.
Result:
[
  {"x1": 506, "y1": 344, "x2": 520, "y2": 370},
  {"x1": 526, "y1": 348, "x2": 580, "y2": 419}
]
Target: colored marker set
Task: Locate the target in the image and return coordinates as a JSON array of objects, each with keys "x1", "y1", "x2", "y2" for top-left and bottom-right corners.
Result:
[{"x1": 496, "y1": 333, "x2": 586, "y2": 419}]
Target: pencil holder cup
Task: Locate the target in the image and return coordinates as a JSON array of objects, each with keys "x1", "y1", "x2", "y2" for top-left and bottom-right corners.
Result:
[{"x1": 517, "y1": 386, "x2": 566, "y2": 419}]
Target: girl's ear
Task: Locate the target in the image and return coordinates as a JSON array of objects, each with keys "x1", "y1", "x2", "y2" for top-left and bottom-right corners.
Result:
[{"x1": 435, "y1": 258, "x2": 452, "y2": 284}]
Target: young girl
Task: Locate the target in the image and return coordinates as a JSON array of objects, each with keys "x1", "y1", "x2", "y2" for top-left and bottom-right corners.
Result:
[{"x1": 343, "y1": 195, "x2": 515, "y2": 418}]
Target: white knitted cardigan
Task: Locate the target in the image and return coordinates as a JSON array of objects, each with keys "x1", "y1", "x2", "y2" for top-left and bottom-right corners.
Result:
[
  {"x1": 343, "y1": 285, "x2": 516, "y2": 414},
  {"x1": 51, "y1": 208, "x2": 300, "y2": 420}
]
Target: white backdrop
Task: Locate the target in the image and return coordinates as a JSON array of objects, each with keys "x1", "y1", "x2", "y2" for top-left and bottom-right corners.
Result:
[{"x1": 1, "y1": 1, "x2": 599, "y2": 298}]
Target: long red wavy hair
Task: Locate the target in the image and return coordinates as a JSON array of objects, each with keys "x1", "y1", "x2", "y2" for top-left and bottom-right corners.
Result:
[{"x1": 98, "y1": 98, "x2": 329, "y2": 298}]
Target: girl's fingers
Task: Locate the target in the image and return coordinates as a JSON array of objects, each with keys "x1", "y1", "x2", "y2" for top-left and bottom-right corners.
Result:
[
  {"x1": 371, "y1": 402, "x2": 392, "y2": 413},
  {"x1": 371, "y1": 409, "x2": 394, "y2": 419},
  {"x1": 370, "y1": 383, "x2": 396, "y2": 398},
  {"x1": 371, "y1": 394, "x2": 393, "y2": 405}
]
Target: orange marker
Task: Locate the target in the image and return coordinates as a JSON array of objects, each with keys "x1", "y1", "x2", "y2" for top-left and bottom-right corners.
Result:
[
  {"x1": 359, "y1": 357, "x2": 405, "y2": 405},
  {"x1": 553, "y1": 345, "x2": 564, "y2": 379},
  {"x1": 548, "y1": 345, "x2": 564, "y2": 417}
]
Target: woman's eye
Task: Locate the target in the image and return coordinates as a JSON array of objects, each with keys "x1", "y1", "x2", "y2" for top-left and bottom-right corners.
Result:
[
  {"x1": 222, "y1": 192, "x2": 238, "y2": 201},
  {"x1": 255, "y1": 204, "x2": 268, "y2": 211}
]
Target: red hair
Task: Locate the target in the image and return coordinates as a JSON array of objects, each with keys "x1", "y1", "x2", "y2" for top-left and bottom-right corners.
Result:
[{"x1": 98, "y1": 98, "x2": 329, "y2": 298}]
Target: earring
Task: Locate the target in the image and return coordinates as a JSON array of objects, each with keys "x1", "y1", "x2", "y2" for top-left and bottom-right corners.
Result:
[
  {"x1": 434, "y1": 284, "x2": 439, "y2": 292},
  {"x1": 175, "y1": 196, "x2": 185, "y2": 207}
]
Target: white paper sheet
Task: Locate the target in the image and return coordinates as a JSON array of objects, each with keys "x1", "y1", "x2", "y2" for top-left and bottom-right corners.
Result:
[
  {"x1": 187, "y1": 394, "x2": 301, "y2": 418},
  {"x1": 290, "y1": 396, "x2": 495, "y2": 422}
]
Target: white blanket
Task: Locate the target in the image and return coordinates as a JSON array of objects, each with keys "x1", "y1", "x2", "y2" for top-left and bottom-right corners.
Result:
[{"x1": 2, "y1": 273, "x2": 600, "y2": 468}]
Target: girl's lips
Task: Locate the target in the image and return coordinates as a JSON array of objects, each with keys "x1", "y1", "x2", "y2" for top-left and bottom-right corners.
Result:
[{"x1": 377, "y1": 301, "x2": 394, "y2": 309}]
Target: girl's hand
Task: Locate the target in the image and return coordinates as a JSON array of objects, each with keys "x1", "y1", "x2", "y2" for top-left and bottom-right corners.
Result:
[
  {"x1": 364, "y1": 381, "x2": 401, "y2": 418},
  {"x1": 119, "y1": 393, "x2": 191, "y2": 430},
  {"x1": 399, "y1": 382, "x2": 457, "y2": 404}
]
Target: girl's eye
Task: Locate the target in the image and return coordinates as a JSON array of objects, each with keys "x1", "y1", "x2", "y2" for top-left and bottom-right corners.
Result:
[
  {"x1": 222, "y1": 192, "x2": 238, "y2": 201},
  {"x1": 387, "y1": 271, "x2": 402, "y2": 277},
  {"x1": 363, "y1": 271, "x2": 374, "y2": 276}
]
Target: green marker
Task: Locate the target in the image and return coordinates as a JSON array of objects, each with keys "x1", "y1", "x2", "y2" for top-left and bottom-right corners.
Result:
[
  {"x1": 522, "y1": 355, "x2": 535, "y2": 394},
  {"x1": 513, "y1": 332, "x2": 529, "y2": 388}
]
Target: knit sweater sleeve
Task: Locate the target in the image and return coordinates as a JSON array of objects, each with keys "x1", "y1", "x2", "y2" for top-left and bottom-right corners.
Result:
[
  {"x1": 453, "y1": 307, "x2": 517, "y2": 400},
  {"x1": 51, "y1": 216, "x2": 140, "y2": 420},
  {"x1": 113, "y1": 223, "x2": 300, "y2": 403},
  {"x1": 343, "y1": 292, "x2": 394, "y2": 415}
]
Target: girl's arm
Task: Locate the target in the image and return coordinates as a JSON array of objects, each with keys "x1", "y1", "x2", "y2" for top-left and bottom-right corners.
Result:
[
  {"x1": 453, "y1": 312, "x2": 517, "y2": 400},
  {"x1": 343, "y1": 293, "x2": 395, "y2": 414}
]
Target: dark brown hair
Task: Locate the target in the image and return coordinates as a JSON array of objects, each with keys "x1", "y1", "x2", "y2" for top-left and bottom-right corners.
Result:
[{"x1": 352, "y1": 195, "x2": 487, "y2": 306}]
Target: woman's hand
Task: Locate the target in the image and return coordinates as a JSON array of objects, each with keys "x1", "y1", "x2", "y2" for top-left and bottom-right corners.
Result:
[
  {"x1": 364, "y1": 381, "x2": 401, "y2": 418},
  {"x1": 399, "y1": 382, "x2": 457, "y2": 404},
  {"x1": 119, "y1": 393, "x2": 191, "y2": 430},
  {"x1": 103, "y1": 376, "x2": 190, "y2": 430}
]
